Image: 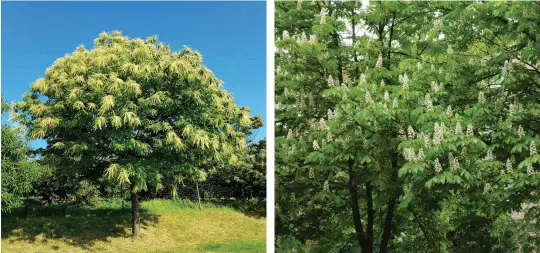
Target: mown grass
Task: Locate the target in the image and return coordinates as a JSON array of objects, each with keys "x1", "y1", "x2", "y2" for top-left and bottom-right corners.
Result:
[{"x1": 1, "y1": 199, "x2": 266, "y2": 253}]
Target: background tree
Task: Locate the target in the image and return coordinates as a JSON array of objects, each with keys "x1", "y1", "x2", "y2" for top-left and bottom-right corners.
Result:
[
  {"x1": 1, "y1": 97, "x2": 44, "y2": 212},
  {"x1": 276, "y1": 1, "x2": 539, "y2": 252},
  {"x1": 12, "y1": 31, "x2": 255, "y2": 237},
  {"x1": 213, "y1": 137, "x2": 267, "y2": 200}
]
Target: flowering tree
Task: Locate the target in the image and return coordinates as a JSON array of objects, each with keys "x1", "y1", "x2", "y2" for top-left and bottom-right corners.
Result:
[
  {"x1": 12, "y1": 31, "x2": 255, "y2": 237},
  {"x1": 276, "y1": 1, "x2": 539, "y2": 252}
]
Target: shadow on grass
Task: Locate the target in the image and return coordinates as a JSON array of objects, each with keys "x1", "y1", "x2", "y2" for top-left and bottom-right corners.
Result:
[
  {"x1": 206, "y1": 198, "x2": 266, "y2": 218},
  {"x1": 1, "y1": 199, "x2": 159, "y2": 251},
  {"x1": 201, "y1": 240, "x2": 266, "y2": 253}
]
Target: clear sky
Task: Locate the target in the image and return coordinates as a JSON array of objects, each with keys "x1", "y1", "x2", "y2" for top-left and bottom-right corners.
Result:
[{"x1": 1, "y1": 1, "x2": 266, "y2": 148}]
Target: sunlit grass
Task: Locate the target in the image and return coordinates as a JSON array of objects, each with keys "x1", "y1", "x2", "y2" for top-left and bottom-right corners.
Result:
[{"x1": 1, "y1": 199, "x2": 266, "y2": 253}]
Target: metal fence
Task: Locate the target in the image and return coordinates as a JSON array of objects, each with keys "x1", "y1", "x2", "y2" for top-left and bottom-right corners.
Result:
[
  {"x1": 136, "y1": 178, "x2": 265, "y2": 201},
  {"x1": 101, "y1": 178, "x2": 265, "y2": 204}
]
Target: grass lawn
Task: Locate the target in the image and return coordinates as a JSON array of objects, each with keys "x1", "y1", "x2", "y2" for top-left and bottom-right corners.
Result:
[{"x1": 1, "y1": 199, "x2": 266, "y2": 253}]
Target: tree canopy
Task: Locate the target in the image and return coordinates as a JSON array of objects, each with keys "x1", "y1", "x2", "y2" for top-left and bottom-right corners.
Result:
[
  {"x1": 275, "y1": 1, "x2": 539, "y2": 252},
  {"x1": 12, "y1": 31, "x2": 259, "y2": 236},
  {"x1": 1, "y1": 97, "x2": 43, "y2": 212}
]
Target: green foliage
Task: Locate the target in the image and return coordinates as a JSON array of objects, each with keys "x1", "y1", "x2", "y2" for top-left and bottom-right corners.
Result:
[
  {"x1": 1, "y1": 96, "x2": 44, "y2": 212},
  {"x1": 276, "y1": 1, "x2": 539, "y2": 252},
  {"x1": 213, "y1": 138, "x2": 267, "y2": 199},
  {"x1": 13, "y1": 31, "x2": 257, "y2": 194},
  {"x1": 74, "y1": 180, "x2": 102, "y2": 206}
]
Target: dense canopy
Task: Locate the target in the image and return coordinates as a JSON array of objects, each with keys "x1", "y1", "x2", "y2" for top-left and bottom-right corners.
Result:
[
  {"x1": 12, "y1": 31, "x2": 257, "y2": 236},
  {"x1": 275, "y1": 1, "x2": 539, "y2": 252}
]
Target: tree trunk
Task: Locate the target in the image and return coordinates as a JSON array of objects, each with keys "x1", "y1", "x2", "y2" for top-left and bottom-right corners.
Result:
[
  {"x1": 131, "y1": 183, "x2": 141, "y2": 237},
  {"x1": 366, "y1": 182, "x2": 374, "y2": 250},
  {"x1": 380, "y1": 196, "x2": 396, "y2": 253},
  {"x1": 379, "y1": 157, "x2": 399, "y2": 253},
  {"x1": 348, "y1": 159, "x2": 372, "y2": 253}
]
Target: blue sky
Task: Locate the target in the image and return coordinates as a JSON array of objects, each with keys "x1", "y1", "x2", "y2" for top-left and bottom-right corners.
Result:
[{"x1": 1, "y1": 1, "x2": 266, "y2": 148}]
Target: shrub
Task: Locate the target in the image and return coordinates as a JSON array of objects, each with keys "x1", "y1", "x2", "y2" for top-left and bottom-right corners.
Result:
[{"x1": 74, "y1": 180, "x2": 101, "y2": 206}]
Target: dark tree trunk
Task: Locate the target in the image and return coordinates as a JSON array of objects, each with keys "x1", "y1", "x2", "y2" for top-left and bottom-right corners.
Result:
[
  {"x1": 380, "y1": 196, "x2": 396, "y2": 253},
  {"x1": 348, "y1": 159, "x2": 372, "y2": 253},
  {"x1": 366, "y1": 182, "x2": 374, "y2": 249},
  {"x1": 379, "y1": 157, "x2": 399, "y2": 253},
  {"x1": 131, "y1": 183, "x2": 141, "y2": 237}
]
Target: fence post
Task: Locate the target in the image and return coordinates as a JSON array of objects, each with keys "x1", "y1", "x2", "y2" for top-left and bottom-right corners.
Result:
[
  {"x1": 24, "y1": 196, "x2": 30, "y2": 219},
  {"x1": 121, "y1": 183, "x2": 125, "y2": 216},
  {"x1": 196, "y1": 181, "x2": 202, "y2": 210}
]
